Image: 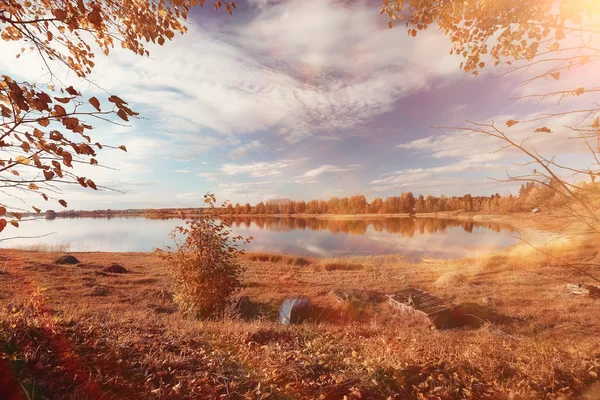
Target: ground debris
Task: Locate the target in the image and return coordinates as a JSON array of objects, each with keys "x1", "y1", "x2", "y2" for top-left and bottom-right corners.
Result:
[
  {"x1": 54, "y1": 254, "x2": 79, "y2": 265},
  {"x1": 331, "y1": 288, "x2": 387, "y2": 304},
  {"x1": 387, "y1": 287, "x2": 454, "y2": 329},
  {"x1": 567, "y1": 283, "x2": 600, "y2": 298},
  {"x1": 104, "y1": 263, "x2": 128, "y2": 274}
]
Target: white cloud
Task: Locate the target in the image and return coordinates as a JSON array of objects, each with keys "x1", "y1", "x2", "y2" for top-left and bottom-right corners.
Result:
[
  {"x1": 316, "y1": 136, "x2": 343, "y2": 141},
  {"x1": 302, "y1": 164, "x2": 350, "y2": 178},
  {"x1": 221, "y1": 160, "x2": 294, "y2": 177},
  {"x1": 176, "y1": 192, "x2": 207, "y2": 200},
  {"x1": 239, "y1": 0, "x2": 458, "y2": 75},
  {"x1": 295, "y1": 164, "x2": 354, "y2": 184},
  {"x1": 370, "y1": 161, "x2": 506, "y2": 188},
  {"x1": 229, "y1": 140, "x2": 265, "y2": 158},
  {"x1": 198, "y1": 159, "x2": 305, "y2": 182},
  {"x1": 197, "y1": 172, "x2": 223, "y2": 182},
  {"x1": 449, "y1": 104, "x2": 468, "y2": 113},
  {"x1": 368, "y1": 178, "x2": 511, "y2": 195},
  {"x1": 217, "y1": 181, "x2": 281, "y2": 203}
]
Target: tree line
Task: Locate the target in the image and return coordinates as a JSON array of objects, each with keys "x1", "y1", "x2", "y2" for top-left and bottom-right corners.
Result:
[{"x1": 220, "y1": 181, "x2": 598, "y2": 215}]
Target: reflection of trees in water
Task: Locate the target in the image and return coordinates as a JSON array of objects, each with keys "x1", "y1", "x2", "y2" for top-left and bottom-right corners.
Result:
[{"x1": 227, "y1": 217, "x2": 515, "y2": 237}]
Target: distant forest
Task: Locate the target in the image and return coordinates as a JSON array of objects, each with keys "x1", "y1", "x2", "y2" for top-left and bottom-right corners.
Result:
[{"x1": 214, "y1": 181, "x2": 594, "y2": 215}]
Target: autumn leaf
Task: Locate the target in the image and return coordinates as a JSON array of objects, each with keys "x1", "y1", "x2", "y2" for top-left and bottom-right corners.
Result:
[
  {"x1": 119, "y1": 145, "x2": 127, "y2": 152},
  {"x1": 0, "y1": 207, "x2": 5, "y2": 216},
  {"x1": 62, "y1": 117, "x2": 79, "y2": 130},
  {"x1": 506, "y1": 120, "x2": 519, "y2": 128},
  {"x1": 117, "y1": 109, "x2": 129, "y2": 121},
  {"x1": 549, "y1": 72, "x2": 560, "y2": 80},
  {"x1": 28, "y1": 183, "x2": 39, "y2": 190},
  {"x1": 89, "y1": 96, "x2": 101, "y2": 111},
  {"x1": 15, "y1": 155, "x2": 30, "y2": 165},
  {"x1": 0, "y1": 219, "x2": 6, "y2": 233},
  {"x1": 54, "y1": 104, "x2": 67, "y2": 116},
  {"x1": 32, "y1": 206, "x2": 41, "y2": 213},
  {"x1": 52, "y1": 9, "x2": 67, "y2": 21},
  {"x1": 90, "y1": 158, "x2": 98, "y2": 165},
  {"x1": 58, "y1": 199, "x2": 68, "y2": 208},
  {"x1": 10, "y1": 220, "x2": 19, "y2": 228},
  {"x1": 108, "y1": 95, "x2": 126, "y2": 105},
  {"x1": 62, "y1": 152, "x2": 73, "y2": 167},
  {"x1": 32, "y1": 154, "x2": 41, "y2": 167},
  {"x1": 50, "y1": 131, "x2": 64, "y2": 141},
  {"x1": 44, "y1": 170, "x2": 55, "y2": 180},
  {"x1": 535, "y1": 127, "x2": 552, "y2": 133},
  {"x1": 88, "y1": 9, "x2": 103, "y2": 28},
  {"x1": 592, "y1": 117, "x2": 600, "y2": 129},
  {"x1": 38, "y1": 118, "x2": 50, "y2": 127},
  {"x1": 574, "y1": 87, "x2": 585, "y2": 96},
  {"x1": 11, "y1": 212, "x2": 22, "y2": 220},
  {"x1": 87, "y1": 179, "x2": 98, "y2": 190},
  {"x1": 65, "y1": 86, "x2": 79, "y2": 96}
]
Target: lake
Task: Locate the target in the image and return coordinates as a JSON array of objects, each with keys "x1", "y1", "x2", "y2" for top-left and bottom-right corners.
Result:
[{"x1": 1, "y1": 216, "x2": 519, "y2": 259}]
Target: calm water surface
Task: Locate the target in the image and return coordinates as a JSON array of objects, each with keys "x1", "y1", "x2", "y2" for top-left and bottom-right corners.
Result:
[{"x1": 1, "y1": 216, "x2": 519, "y2": 259}]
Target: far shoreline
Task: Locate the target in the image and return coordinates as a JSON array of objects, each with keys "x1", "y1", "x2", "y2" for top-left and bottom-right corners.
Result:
[
  {"x1": 46, "y1": 210, "x2": 530, "y2": 222},
  {"x1": 48, "y1": 210, "x2": 542, "y2": 233}
]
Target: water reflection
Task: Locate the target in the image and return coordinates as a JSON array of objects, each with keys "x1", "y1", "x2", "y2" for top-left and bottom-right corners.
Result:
[
  {"x1": 0, "y1": 216, "x2": 518, "y2": 258},
  {"x1": 224, "y1": 217, "x2": 518, "y2": 258},
  {"x1": 227, "y1": 216, "x2": 513, "y2": 237}
]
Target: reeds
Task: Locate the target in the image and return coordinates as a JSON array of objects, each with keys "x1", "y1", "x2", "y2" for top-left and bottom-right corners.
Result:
[{"x1": 15, "y1": 242, "x2": 71, "y2": 252}]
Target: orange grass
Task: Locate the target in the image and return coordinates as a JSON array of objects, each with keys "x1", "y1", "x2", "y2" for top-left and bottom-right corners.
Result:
[{"x1": 1, "y1": 227, "x2": 600, "y2": 399}]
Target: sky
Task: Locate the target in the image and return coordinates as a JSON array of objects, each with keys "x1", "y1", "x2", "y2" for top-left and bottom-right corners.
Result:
[{"x1": 1, "y1": 0, "x2": 599, "y2": 210}]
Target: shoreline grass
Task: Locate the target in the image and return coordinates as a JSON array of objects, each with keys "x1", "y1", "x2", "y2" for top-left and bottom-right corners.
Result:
[{"x1": 13, "y1": 242, "x2": 71, "y2": 253}]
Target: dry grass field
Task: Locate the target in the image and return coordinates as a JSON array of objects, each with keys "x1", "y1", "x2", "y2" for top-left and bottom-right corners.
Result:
[{"x1": 1, "y1": 214, "x2": 599, "y2": 399}]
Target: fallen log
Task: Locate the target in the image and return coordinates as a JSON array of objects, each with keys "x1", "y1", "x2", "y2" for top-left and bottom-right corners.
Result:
[
  {"x1": 567, "y1": 283, "x2": 600, "y2": 298},
  {"x1": 387, "y1": 287, "x2": 454, "y2": 329}
]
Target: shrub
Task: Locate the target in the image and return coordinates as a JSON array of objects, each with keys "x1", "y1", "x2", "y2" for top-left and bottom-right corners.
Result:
[
  {"x1": 247, "y1": 253, "x2": 301, "y2": 264},
  {"x1": 323, "y1": 262, "x2": 363, "y2": 271},
  {"x1": 269, "y1": 255, "x2": 283, "y2": 263},
  {"x1": 158, "y1": 194, "x2": 251, "y2": 319},
  {"x1": 293, "y1": 257, "x2": 310, "y2": 266}
]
